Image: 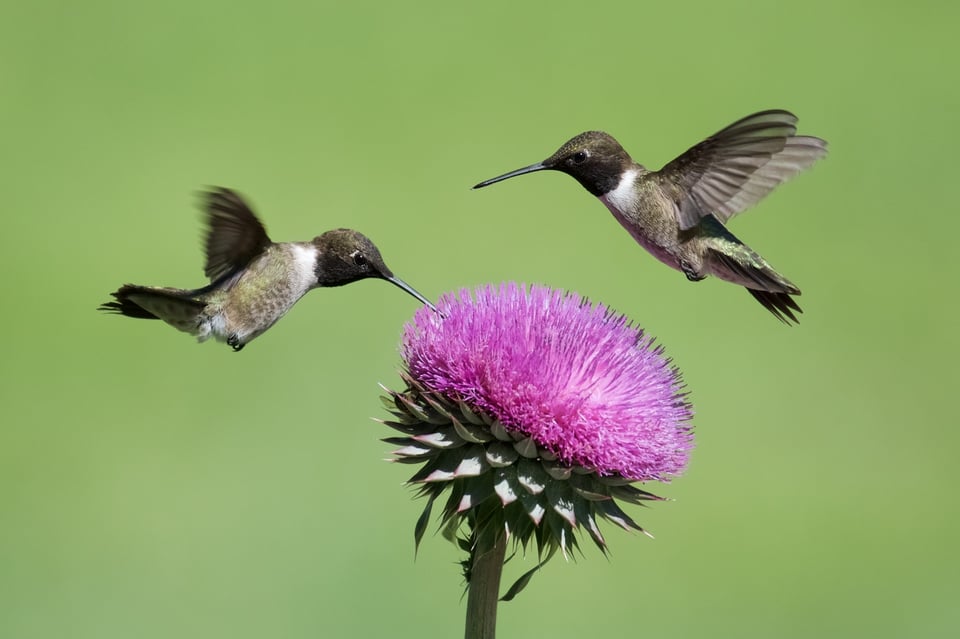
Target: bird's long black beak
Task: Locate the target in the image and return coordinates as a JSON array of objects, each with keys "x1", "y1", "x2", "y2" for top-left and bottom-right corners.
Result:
[
  {"x1": 473, "y1": 162, "x2": 548, "y2": 189},
  {"x1": 386, "y1": 276, "x2": 439, "y2": 313}
]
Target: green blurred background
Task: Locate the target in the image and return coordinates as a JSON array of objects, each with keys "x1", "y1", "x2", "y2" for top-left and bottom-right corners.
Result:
[{"x1": 2, "y1": 1, "x2": 956, "y2": 637}]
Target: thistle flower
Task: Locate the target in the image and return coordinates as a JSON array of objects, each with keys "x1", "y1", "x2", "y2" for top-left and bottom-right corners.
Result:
[{"x1": 379, "y1": 283, "x2": 693, "y2": 605}]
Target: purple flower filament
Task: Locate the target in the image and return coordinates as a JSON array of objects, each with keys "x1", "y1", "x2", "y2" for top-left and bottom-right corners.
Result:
[{"x1": 402, "y1": 283, "x2": 693, "y2": 481}]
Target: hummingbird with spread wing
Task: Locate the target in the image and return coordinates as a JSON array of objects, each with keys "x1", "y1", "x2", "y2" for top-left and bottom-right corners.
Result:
[
  {"x1": 474, "y1": 110, "x2": 827, "y2": 323},
  {"x1": 100, "y1": 188, "x2": 436, "y2": 350}
]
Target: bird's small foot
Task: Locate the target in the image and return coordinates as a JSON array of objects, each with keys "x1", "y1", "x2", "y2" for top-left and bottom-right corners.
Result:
[
  {"x1": 227, "y1": 334, "x2": 245, "y2": 352},
  {"x1": 680, "y1": 260, "x2": 706, "y2": 282}
]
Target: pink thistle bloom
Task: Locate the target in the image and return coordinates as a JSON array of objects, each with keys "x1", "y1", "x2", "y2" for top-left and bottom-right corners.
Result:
[
  {"x1": 380, "y1": 282, "x2": 695, "y2": 602},
  {"x1": 401, "y1": 283, "x2": 693, "y2": 481}
]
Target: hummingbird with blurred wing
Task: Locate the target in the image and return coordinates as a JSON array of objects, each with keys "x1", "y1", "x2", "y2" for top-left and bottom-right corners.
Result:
[
  {"x1": 100, "y1": 187, "x2": 437, "y2": 351},
  {"x1": 473, "y1": 110, "x2": 827, "y2": 323}
]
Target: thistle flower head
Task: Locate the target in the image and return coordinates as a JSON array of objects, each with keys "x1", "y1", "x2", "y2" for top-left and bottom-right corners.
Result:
[
  {"x1": 403, "y1": 283, "x2": 692, "y2": 480},
  {"x1": 380, "y1": 283, "x2": 693, "y2": 577}
]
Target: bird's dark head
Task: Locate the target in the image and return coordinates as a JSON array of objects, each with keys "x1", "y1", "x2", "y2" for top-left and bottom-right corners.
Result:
[
  {"x1": 473, "y1": 131, "x2": 632, "y2": 196},
  {"x1": 313, "y1": 229, "x2": 437, "y2": 311},
  {"x1": 314, "y1": 229, "x2": 392, "y2": 285}
]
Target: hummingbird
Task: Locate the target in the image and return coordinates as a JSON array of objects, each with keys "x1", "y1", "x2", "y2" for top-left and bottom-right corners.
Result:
[
  {"x1": 473, "y1": 110, "x2": 827, "y2": 323},
  {"x1": 100, "y1": 187, "x2": 437, "y2": 351}
]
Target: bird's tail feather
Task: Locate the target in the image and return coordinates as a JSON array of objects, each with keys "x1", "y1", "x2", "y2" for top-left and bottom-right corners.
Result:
[
  {"x1": 745, "y1": 288, "x2": 802, "y2": 325},
  {"x1": 708, "y1": 248, "x2": 802, "y2": 324},
  {"x1": 99, "y1": 285, "x2": 206, "y2": 334}
]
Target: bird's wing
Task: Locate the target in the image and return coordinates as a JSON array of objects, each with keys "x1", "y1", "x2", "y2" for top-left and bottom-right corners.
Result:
[
  {"x1": 656, "y1": 110, "x2": 827, "y2": 230},
  {"x1": 201, "y1": 187, "x2": 272, "y2": 282}
]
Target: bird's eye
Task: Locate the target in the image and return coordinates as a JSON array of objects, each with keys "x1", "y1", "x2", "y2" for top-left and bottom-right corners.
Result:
[
  {"x1": 351, "y1": 251, "x2": 367, "y2": 267},
  {"x1": 571, "y1": 150, "x2": 588, "y2": 164}
]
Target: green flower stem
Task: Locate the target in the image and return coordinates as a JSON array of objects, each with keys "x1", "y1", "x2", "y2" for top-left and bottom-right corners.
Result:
[{"x1": 464, "y1": 531, "x2": 507, "y2": 639}]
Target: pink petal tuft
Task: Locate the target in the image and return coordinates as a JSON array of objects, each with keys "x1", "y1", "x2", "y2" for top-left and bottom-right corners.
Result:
[{"x1": 402, "y1": 284, "x2": 693, "y2": 481}]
